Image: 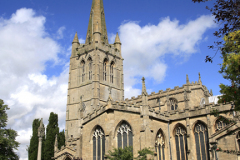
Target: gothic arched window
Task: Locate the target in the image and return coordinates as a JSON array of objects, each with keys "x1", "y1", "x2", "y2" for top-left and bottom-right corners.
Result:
[
  {"x1": 93, "y1": 126, "x2": 105, "y2": 160},
  {"x1": 110, "y1": 61, "x2": 114, "y2": 83},
  {"x1": 88, "y1": 57, "x2": 92, "y2": 80},
  {"x1": 175, "y1": 125, "x2": 188, "y2": 160},
  {"x1": 215, "y1": 117, "x2": 229, "y2": 131},
  {"x1": 194, "y1": 122, "x2": 210, "y2": 160},
  {"x1": 170, "y1": 98, "x2": 178, "y2": 111},
  {"x1": 155, "y1": 130, "x2": 165, "y2": 160},
  {"x1": 236, "y1": 132, "x2": 240, "y2": 151},
  {"x1": 103, "y1": 59, "x2": 108, "y2": 81},
  {"x1": 117, "y1": 122, "x2": 133, "y2": 149},
  {"x1": 81, "y1": 60, "x2": 85, "y2": 82}
]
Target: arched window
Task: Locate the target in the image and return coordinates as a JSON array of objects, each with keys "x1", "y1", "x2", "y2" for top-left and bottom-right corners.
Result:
[
  {"x1": 155, "y1": 130, "x2": 165, "y2": 160},
  {"x1": 110, "y1": 61, "x2": 114, "y2": 83},
  {"x1": 93, "y1": 126, "x2": 105, "y2": 160},
  {"x1": 103, "y1": 59, "x2": 108, "y2": 81},
  {"x1": 81, "y1": 60, "x2": 85, "y2": 82},
  {"x1": 117, "y1": 121, "x2": 133, "y2": 149},
  {"x1": 194, "y1": 122, "x2": 210, "y2": 160},
  {"x1": 236, "y1": 132, "x2": 240, "y2": 151},
  {"x1": 88, "y1": 57, "x2": 92, "y2": 80},
  {"x1": 175, "y1": 125, "x2": 188, "y2": 160},
  {"x1": 215, "y1": 117, "x2": 229, "y2": 131},
  {"x1": 170, "y1": 98, "x2": 178, "y2": 110}
]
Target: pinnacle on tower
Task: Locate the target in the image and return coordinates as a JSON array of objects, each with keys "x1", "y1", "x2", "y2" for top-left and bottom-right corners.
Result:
[
  {"x1": 85, "y1": 0, "x2": 108, "y2": 44},
  {"x1": 114, "y1": 32, "x2": 121, "y2": 44},
  {"x1": 72, "y1": 32, "x2": 79, "y2": 44},
  {"x1": 198, "y1": 72, "x2": 202, "y2": 85},
  {"x1": 186, "y1": 74, "x2": 190, "y2": 84},
  {"x1": 141, "y1": 77, "x2": 148, "y2": 96}
]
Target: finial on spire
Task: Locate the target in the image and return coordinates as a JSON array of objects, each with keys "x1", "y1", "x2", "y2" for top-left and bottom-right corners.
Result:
[
  {"x1": 142, "y1": 77, "x2": 147, "y2": 96},
  {"x1": 114, "y1": 32, "x2": 121, "y2": 44},
  {"x1": 186, "y1": 74, "x2": 190, "y2": 84},
  {"x1": 72, "y1": 32, "x2": 79, "y2": 44},
  {"x1": 198, "y1": 72, "x2": 202, "y2": 84},
  {"x1": 210, "y1": 89, "x2": 213, "y2": 96}
]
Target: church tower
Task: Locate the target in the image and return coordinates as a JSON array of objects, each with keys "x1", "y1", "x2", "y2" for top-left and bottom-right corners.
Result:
[{"x1": 66, "y1": 0, "x2": 124, "y2": 138}]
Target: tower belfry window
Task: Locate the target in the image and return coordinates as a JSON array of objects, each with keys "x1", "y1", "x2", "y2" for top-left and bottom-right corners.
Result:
[
  {"x1": 88, "y1": 57, "x2": 92, "y2": 80},
  {"x1": 103, "y1": 59, "x2": 107, "y2": 81},
  {"x1": 110, "y1": 61, "x2": 114, "y2": 83},
  {"x1": 170, "y1": 98, "x2": 178, "y2": 110},
  {"x1": 81, "y1": 60, "x2": 85, "y2": 82}
]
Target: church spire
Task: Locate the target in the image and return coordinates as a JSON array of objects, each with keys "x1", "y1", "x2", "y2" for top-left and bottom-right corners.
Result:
[
  {"x1": 72, "y1": 32, "x2": 79, "y2": 44},
  {"x1": 85, "y1": 0, "x2": 108, "y2": 44}
]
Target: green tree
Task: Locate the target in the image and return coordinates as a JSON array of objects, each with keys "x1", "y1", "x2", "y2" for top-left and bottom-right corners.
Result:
[
  {"x1": 218, "y1": 30, "x2": 240, "y2": 110},
  {"x1": 58, "y1": 130, "x2": 65, "y2": 150},
  {"x1": 135, "y1": 147, "x2": 154, "y2": 160},
  {"x1": 106, "y1": 146, "x2": 133, "y2": 160},
  {"x1": 106, "y1": 147, "x2": 154, "y2": 160},
  {"x1": 0, "y1": 99, "x2": 20, "y2": 159},
  {"x1": 28, "y1": 119, "x2": 45, "y2": 160},
  {"x1": 44, "y1": 112, "x2": 59, "y2": 160}
]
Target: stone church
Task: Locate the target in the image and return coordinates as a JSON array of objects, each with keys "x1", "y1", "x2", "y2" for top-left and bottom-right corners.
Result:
[{"x1": 44, "y1": 0, "x2": 240, "y2": 159}]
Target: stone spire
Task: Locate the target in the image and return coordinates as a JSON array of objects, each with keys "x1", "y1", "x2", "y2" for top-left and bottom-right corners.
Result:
[
  {"x1": 72, "y1": 32, "x2": 79, "y2": 44},
  {"x1": 85, "y1": 0, "x2": 108, "y2": 44},
  {"x1": 186, "y1": 74, "x2": 190, "y2": 85},
  {"x1": 210, "y1": 89, "x2": 213, "y2": 96},
  {"x1": 114, "y1": 32, "x2": 121, "y2": 44},
  {"x1": 37, "y1": 118, "x2": 45, "y2": 160},
  {"x1": 141, "y1": 77, "x2": 148, "y2": 96},
  {"x1": 198, "y1": 72, "x2": 202, "y2": 85}
]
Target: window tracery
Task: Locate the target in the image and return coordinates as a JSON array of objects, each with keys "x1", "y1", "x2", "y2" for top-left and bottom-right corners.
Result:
[
  {"x1": 215, "y1": 117, "x2": 229, "y2": 131},
  {"x1": 175, "y1": 125, "x2": 188, "y2": 160},
  {"x1": 194, "y1": 122, "x2": 210, "y2": 160},
  {"x1": 117, "y1": 122, "x2": 133, "y2": 149},
  {"x1": 155, "y1": 130, "x2": 165, "y2": 160},
  {"x1": 93, "y1": 126, "x2": 105, "y2": 160}
]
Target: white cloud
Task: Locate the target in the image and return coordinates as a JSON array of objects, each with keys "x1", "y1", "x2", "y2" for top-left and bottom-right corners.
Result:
[
  {"x1": 0, "y1": 8, "x2": 68, "y2": 159},
  {"x1": 119, "y1": 15, "x2": 215, "y2": 98},
  {"x1": 56, "y1": 26, "x2": 66, "y2": 39}
]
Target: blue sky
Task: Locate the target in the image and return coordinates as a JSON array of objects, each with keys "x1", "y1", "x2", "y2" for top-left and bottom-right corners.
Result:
[{"x1": 0, "y1": 0, "x2": 229, "y2": 159}]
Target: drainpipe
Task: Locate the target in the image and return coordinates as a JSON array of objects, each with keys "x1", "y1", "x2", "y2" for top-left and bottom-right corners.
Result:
[{"x1": 168, "y1": 121, "x2": 172, "y2": 160}]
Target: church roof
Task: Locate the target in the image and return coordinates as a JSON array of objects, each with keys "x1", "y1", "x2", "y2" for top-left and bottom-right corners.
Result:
[{"x1": 85, "y1": 0, "x2": 108, "y2": 44}]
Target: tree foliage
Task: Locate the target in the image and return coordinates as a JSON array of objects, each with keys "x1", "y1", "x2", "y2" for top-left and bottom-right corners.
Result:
[
  {"x1": 105, "y1": 146, "x2": 154, "y2": 160},
  {"x1": 58, "y1": 130, "x2": 65, "y2": 150},
  {"x1": 28, "y1": 119, "x2": 45, "y2": 160},
  {"x1": 218, "y1": 30, "x2": 240, "y2": 109},
  {"x1": 44, "y1": 112, "x2": 59, "y2": 160},
  {"x1": 192, "y1": 0, "x2": 240, "y2": 62},
  {"x1": 0, "y1": 99, "x2": 19, "y2": 160},
  {"x1": 105, "y1": 146, "x2": 133, "y2": 160}
]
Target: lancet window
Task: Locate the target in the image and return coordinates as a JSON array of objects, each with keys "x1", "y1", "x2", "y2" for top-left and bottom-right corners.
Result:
[
  {"x1": 155, "y1": 130, "x2": 165, "y2": 160},
  {"x1": 81, "y1": 60, "x2": 85, "y2": 82},
  {"x1": 194, "y1": 122, "x2": 210, "y2": 160},
  {"x1": 175, "y1": 125, "x2": 188, "y2": 160},
  {"x1": 103, "y1": 59, "x2": 107, "y2": 81},
  {"x1": 110, "y1": 61, "x2": 114, "y2": 83},
  {"x1": 117, "y1": 122, "x2": 133, "y2": 149},
  {"x1": 170, "y1": 98, "x2": 178, "y2": 110},
  {"x1": 215, "y1": 117, "x2": 229, "y2": 131},
  {"x1": 88, "y1": 57, "x2": 92, "y2": 80},
  {"x1": 93, "y1": 126, "x2": 105, "y2": 160}
]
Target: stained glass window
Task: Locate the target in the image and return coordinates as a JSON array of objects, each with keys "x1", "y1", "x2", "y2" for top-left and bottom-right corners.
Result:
[
  {"x1": 155, "y1": 130, "x2": 165, "y2": 160},
  {"x1": 194, "y1": 122, "x2": 209, "y2": 160},
  {"x1": 92, "y1": 126, "x2": 105, "y2": 160},
  {"x1": 215, "y1": 117, "x2": 229, "y2": 131},
  {"x1": 175, "y1": 126, "x2": 188, "y2": 160}
]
